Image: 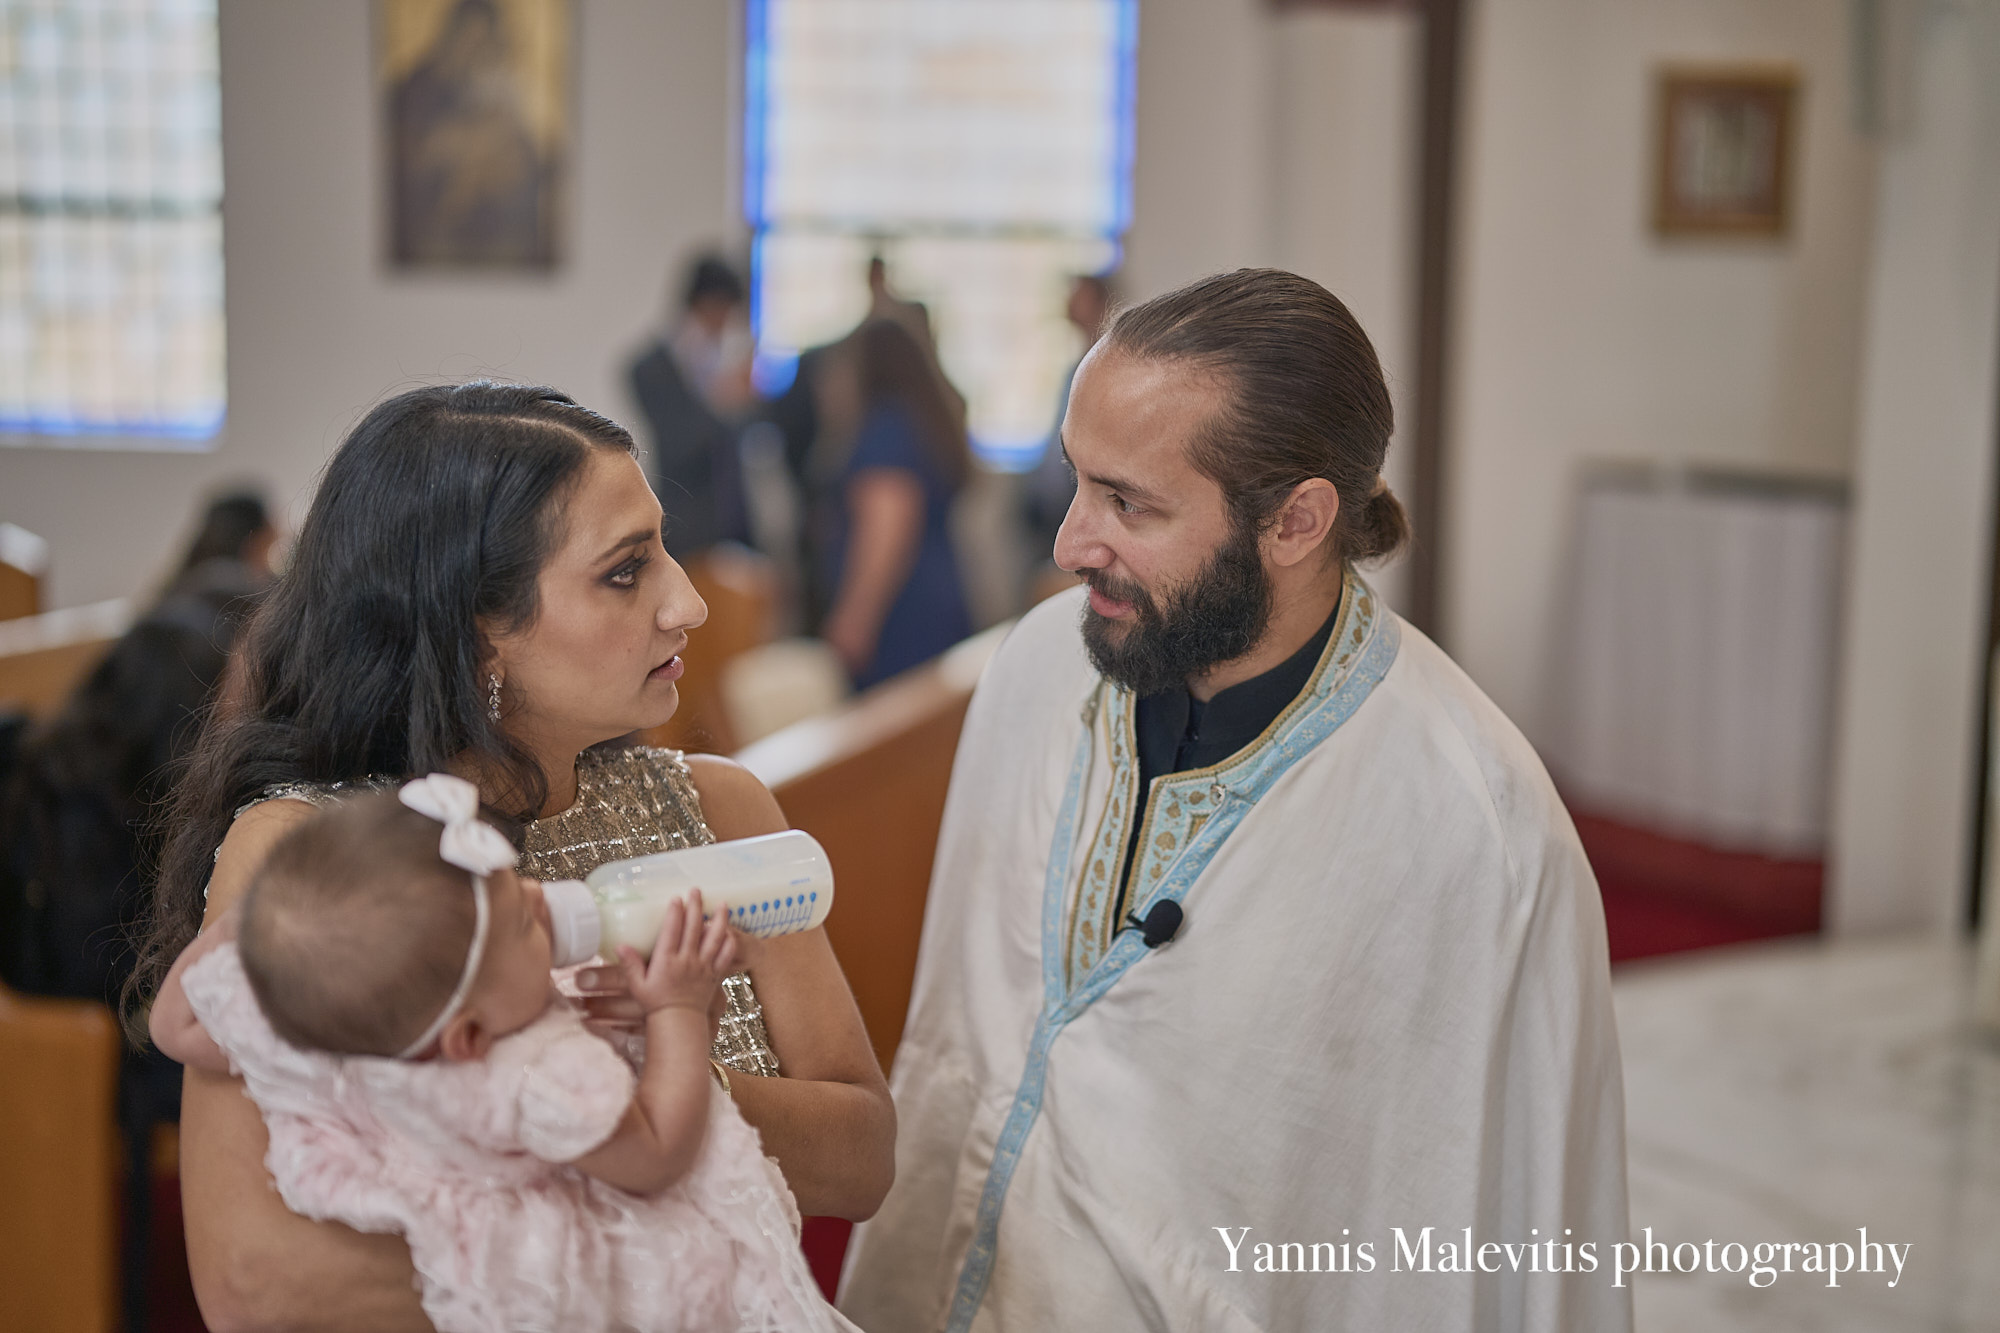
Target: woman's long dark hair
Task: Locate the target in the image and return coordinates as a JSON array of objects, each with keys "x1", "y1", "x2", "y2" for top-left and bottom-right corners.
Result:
[
  {"x1": 854, "y1": 317, "x2": 972, "y2": 490},
  {"x1": 125, "y1": 381, "x2": 635, "y2": 1035}
]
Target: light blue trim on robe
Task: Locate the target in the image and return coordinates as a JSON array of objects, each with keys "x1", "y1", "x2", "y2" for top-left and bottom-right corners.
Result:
[{"x1": 944, "y1": 576, "x2": 1401, "y2": 1331}]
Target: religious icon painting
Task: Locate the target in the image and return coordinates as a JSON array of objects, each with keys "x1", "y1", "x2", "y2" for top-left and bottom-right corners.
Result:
[
  {"x1": 1653, "y1": 65, "x2": 1798, "y2": 239},
  {"x1": 378, "y1": 0, "x2": 571, "y2": 269}
]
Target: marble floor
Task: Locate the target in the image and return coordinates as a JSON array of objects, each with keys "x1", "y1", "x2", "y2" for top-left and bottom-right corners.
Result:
[{"x1": 1614, "y1": 936, "x2": 2000, "y2": 1332}]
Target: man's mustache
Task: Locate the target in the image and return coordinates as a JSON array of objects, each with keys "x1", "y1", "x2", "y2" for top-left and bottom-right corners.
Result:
[{"x1": 1080, "y1": 568, "x2": 1153, "y2": 614}]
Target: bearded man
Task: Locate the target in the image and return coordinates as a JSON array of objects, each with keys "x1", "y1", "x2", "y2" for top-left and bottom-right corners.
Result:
[{"x1": 838, "y1": 270, "x2": 1630, "y2": 1333}]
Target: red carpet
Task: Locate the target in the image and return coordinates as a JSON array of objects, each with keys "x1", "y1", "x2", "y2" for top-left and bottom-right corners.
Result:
[
  {"x1": 1570, "y1": 809, "x2": 1822, "y2": 964},
  {"x1": 801, "y1": 1215, "x2": 853, "y2": 1302},
  {"x1": 145, "y1": 1170, "x2": 207, "y2": 1333}
]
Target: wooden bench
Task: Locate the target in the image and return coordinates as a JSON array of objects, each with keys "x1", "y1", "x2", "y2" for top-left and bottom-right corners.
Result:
[
  {"x1": 736, "y1": 622, "x2": 1008, "y2": 1075},
  {"x1": 642, "y1": 546, "x2": 779, "y2": 755},
  {"x1": 0, "y1": 598, "x2": 133, "y2": 719},
  {"x1": 0, "y1": 984, "x2": 122, "y2": 1333},
  {"x1": 0, "y1": 523, "x2": 48, "y2": 623}
]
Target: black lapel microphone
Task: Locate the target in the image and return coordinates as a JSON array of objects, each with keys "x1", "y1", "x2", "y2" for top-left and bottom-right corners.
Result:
[{"x1": 1125, "y1": 900, "x2": 1184, "y2": 949}]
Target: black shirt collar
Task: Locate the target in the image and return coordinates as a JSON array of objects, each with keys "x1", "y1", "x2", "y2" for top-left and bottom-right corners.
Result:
[{"x1": 1133, "y1": 590, "x2": 1343, "y2": 786}]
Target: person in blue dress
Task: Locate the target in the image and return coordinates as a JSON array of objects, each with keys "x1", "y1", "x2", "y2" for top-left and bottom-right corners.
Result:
[{"x1": 819, "y1": 317, "x2": 975, "y2": 689}]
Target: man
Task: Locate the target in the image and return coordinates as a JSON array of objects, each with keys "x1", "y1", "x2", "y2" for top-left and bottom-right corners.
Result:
[
  {"x1": 840, "y1": 269, "x2": 1630, "y2": 1332},
  {"x1": 628, "y1": 254, "x2": 755, "y2": 558},
  {"x1": 1022, "y1": 271, "x2": 1116, "y2": 562}
]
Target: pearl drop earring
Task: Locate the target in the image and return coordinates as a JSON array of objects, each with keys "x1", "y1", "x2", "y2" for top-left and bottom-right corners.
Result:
[{"x1": 488, "y1": 672, "x2": 502, "y2": 724}]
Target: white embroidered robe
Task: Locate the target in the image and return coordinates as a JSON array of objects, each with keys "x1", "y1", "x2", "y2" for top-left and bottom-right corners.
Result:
[{"x1": 840, "y1": 577, "x2": 1631, "y2": 1333}]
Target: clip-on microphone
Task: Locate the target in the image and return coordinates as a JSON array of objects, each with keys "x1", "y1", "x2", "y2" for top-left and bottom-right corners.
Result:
[{"x1": 1124, "y1": 899, "x2": 1184, "y2": 949}]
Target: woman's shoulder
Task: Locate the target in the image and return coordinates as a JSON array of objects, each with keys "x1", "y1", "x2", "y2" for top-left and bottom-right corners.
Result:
[
  {"x1": 206, "y1": 796, "x2": 319, "y2": 919},
  {"x1": 679, "y1": 753, "x2": 788, "y2": 841},
  {"x1": 234, "y1": 776, "x2": 393, "y2": 821}
]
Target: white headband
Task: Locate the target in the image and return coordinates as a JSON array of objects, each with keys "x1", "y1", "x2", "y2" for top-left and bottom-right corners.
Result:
[{"x1": 394, "y1": 773, "x2": 518, "y2": 1059}]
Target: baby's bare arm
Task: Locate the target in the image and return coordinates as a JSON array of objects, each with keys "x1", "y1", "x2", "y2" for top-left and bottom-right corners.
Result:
[
  {"x1": 570, "y1": 893, "x2": 738, "y2": 1194},
  {"x1": 569, "y1": 1006, "x2": 717, "y2": 1193},
  {"x1": 149, "y1": 906, "x2": 237, "y2": 1074}
]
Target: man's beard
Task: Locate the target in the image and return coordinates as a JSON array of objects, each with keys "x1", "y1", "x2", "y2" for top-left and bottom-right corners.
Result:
[{"x1": 1079, "y1": 522, "x2": 1274, "y2": 697}]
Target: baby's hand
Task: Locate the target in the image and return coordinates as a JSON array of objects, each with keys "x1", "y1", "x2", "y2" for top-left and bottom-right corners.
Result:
[{"x1": 616, "y1": 890, "x2": 739, "y2": 1016}]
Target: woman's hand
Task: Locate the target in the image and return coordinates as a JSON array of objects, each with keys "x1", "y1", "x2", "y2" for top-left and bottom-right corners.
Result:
[
  {"x1": 820, "y1": 601, "x2": 880, "y2": 677},
  {"x1": 181, "y1": 799, "x2": 433, "y2": 1332},
  {"x1": 150, "y1": 905, "x2": 239, "y2": 1075}
]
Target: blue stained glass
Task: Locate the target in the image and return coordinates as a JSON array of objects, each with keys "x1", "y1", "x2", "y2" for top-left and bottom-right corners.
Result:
[
  {"x1": 0, "y1": 0, "x2": 226, "y2": 446},
  {"x1": 743, "y1": 0, "x2": 1134, "y2": 463}
]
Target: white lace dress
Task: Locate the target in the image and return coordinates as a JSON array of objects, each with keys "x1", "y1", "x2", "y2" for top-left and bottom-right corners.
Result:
[{"x1": 182, "y1": 943, "x2": 849, "y2": 1333}]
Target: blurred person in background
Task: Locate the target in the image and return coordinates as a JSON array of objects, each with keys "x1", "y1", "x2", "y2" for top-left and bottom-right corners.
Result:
[
  {"x1": 162, "y1": 488, "x2": 279, "y2": 608},
  {"x1": 769, "y1": 252, "x2": 972, "y2": 632},
  {"x1": 862, "y1": 252, "x2": 968, "y2": 433},
  {"x1": 3, "y1": 485, "x2": 275, "y2": 1006},
  {"x1": 0, "y1": 489, "x2": 271, "y2": 1327},
  {"x1": 629, "y1": 253, "x2": 757, "y2": 558},
  {"x1": 819, "y1": 317, "x2": 974, "y2": 688},
  {"x1": 1022, "y1": 271, "x2": 1115, "y2": 563}
]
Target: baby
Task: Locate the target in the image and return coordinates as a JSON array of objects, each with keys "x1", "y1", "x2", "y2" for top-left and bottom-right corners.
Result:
[{"x1": 151, "y1": 773, "x2": 849, "y2": 1333}]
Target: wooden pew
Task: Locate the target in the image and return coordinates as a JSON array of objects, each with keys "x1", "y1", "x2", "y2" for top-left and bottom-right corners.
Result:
[
  {"x1": 0, "y1": 598, "x2": 133, "y2": 719},
  {"x1": 0, "y1": 523, "x2": 48, "y2": 622},
  {"x1": 0, "y1": 985, "x2": 122, "y2": 1333},
  {"x1": 736, "y1": 622, "x2": 1008, "y2": 1075},
  {"x1": 642, "y1": 546, "x2": 778, "y2": 755}
]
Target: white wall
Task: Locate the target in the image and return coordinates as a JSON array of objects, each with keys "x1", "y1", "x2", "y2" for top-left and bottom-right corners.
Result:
[
  {"x1": 1123, "y1": 0, "x2": 1422, "y2": 609},
  {"x1": 1827, "y1": 0, "x2": 2000, "y2": 936},
  {"x1": 5, "y1": 0, "x2": 1430, "y2": 616},
  {"x1": 0, "y1": 0, "x2": 739, "y2": 611},
  {"x1": 1445, "y1": 0, "x2": 1878, "y2": 746}
]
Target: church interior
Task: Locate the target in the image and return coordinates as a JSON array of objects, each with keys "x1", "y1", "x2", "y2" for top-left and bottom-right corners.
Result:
[{"x1": 2, "y1": 1, "x2": 1998, "y2": 1330}]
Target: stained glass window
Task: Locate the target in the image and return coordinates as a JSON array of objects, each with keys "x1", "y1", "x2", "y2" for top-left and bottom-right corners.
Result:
[
  {"x1": 0, "y1": 0, "x2": 224, "y2": 446},
  {"x1": 746, "y1": 0, "x2": 1135, "y2": 468}
]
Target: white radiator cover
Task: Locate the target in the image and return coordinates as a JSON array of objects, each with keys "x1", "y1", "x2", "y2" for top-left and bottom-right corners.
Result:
[{"x1": 1549, "y1": 471, "x2": 1847, "y2": 857}]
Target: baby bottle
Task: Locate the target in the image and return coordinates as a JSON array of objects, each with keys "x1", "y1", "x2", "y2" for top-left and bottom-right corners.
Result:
[{"x1": 541, "y1": 830, "x2": 835, "y2": 967}]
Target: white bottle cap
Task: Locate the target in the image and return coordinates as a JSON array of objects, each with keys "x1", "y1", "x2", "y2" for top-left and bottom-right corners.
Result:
[{"x1": 542, "y1": 878, "x2": 601, "y2": 968}]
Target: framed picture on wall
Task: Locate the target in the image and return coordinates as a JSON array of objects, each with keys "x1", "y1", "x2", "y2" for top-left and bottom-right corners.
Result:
[
  {"x1": 1654, "y1": 66, "x2": 1797, "y2": 238},
  {"x1": 378, "y1": 0, "x2": 571, "y2": 269}
]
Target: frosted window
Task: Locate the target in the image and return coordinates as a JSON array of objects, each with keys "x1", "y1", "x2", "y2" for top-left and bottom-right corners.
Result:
[
  {"x1": 747, "y1": 0, "x2": 1134, "y2": 467},
  {"x1": 0, "y1": 0, "x2": 225, "y2": 445}
]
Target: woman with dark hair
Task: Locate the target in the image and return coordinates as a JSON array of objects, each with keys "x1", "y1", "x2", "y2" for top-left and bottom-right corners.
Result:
[
  {"x1": 819, "y1": 318, "x2": 974, "y2": 688},
  {"x1": 132, "y1": 381, "x2": 893, "y2": 1331},
  {"x1": 172, "y1": 490, "x2": 277, "y2": 584},
  {"x1": 1, "y1": 592, "x2": 249, "y2": 1330}
]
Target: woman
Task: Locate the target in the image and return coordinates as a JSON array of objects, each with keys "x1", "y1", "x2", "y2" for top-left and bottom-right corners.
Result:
[
  {"x1": 2, "y1": 603, "x2": 243, "y2": 1330},
  {"x1": 129, "y1": 382, "x2": 894, "y2": 1331},
  {"x1": 818, "y1": 318, "x2": 973, "y2": 689}
]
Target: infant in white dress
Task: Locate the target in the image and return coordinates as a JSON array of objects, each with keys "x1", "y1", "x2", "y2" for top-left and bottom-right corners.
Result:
[{"x1": 153, "y1": 774, "x2": 849, "y2": 1333}]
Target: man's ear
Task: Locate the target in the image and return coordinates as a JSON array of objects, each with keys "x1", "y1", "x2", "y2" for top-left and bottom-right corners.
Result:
[
  {"x1": 1264, "y1": 478, "x2": 1340, "y2": 569},
  {"x1": 437, "y1": 1010, "x2": 494, "y2": 1063}
]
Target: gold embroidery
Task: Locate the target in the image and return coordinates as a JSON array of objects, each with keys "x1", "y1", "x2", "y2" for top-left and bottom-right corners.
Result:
[
  {"x1": 1060, "y1": 567, "x2": 1382, "y2": 990},
  {"x1": 1065, "y1": 688, "x2": 1141, "y2": 986}
]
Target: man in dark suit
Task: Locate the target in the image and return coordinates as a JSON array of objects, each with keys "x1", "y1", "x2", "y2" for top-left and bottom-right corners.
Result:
[{"x1": 628, "y1": 256, "x2": 754, "y2": 558}]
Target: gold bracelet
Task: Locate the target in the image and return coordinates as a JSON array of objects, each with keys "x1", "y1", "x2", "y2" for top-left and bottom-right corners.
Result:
[{"x1": 709, "y1": 1058, "x2": 733, "y2": 1095}]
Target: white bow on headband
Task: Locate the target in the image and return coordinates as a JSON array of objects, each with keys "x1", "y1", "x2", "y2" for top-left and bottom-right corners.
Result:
[
  {"x1": 394, "y1": 773, "x2": 517, "y2": 1059},
  {"x1": 398, "y1": 773, "x2": 517, "y2": 877}
]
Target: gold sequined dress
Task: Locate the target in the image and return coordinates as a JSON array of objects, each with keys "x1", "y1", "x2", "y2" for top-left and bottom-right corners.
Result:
[{"x1": 242, "y1": 746, "x2": 780, "y2": 1077}]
